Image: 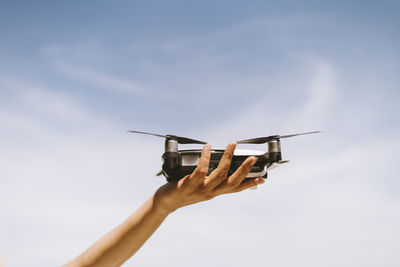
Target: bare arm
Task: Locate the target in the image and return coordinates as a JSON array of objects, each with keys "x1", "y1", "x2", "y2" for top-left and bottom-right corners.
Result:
[
  {"x1": 64, "y1": 142, "x2": 265, "y2": 267},
  {"x1": 64, "y1": 194, "x2": 169, "y2": 267}
]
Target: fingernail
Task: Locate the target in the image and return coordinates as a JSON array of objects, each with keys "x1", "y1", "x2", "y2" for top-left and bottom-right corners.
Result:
[
  {"x1": 250, "y1": 156, "x2": 258, "y2": 165},
  {"x1": 205, "y1": 143, "x2": 211, "y2": 151}
]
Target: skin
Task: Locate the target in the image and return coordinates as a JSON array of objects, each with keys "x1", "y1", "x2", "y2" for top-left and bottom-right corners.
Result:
[{"x1": 64, "y1": 142, "x2": 265, "y2": 267}]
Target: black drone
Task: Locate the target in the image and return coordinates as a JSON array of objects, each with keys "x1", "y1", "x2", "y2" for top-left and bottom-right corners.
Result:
[{"x1": 128, "y1": 130, "x2": 321, "y2": 182}]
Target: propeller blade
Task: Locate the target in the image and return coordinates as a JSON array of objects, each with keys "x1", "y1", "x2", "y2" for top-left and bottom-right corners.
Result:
[
  {"x1": 280, "y1": 131, "x2": 322, "y2": 139},
  {"x1": 127, "y1": 130, "x2": 166, "y2": 138},
  {"x1": 236, "y1": 136, "x2": 271, "y2": 144},
  {"x1": 237, "y1": 131, "x2": 321, "y2": 144},
  {"x1": 173, "y1": 136, "x2": 207, "y2": 144},
  {"x1": 127, "y1": 130, "x2": 207, "y2": 144}
]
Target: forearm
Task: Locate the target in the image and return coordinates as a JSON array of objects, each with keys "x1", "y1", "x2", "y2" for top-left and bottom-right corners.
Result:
[
  {"x1": 65, "y1": 143, "x2": 263, "y2": 266},
  {"x1": 65, "y1": 194, "x2": 170, "y2": 267}
]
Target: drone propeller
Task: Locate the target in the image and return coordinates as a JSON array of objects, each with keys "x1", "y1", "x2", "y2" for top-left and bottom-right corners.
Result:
[
  {"x1": 127, "y1": 130, "x2": 166, "y2": 138},
  {"x1": 127, "y1": 130, "x2": 207, "y2": 144},
  {"x1": 237, "y1": 131, "x2": 321, "y2": 144},
  {"x1": 279, "y1": 131, "x2": 322, "y2": 139}
]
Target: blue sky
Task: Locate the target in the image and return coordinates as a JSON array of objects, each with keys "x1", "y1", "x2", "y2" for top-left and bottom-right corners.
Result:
[
  {"x1": 1, "y1": 1, "x2": 400, "y2": 266},
  {"x1": 1, "y1": 0, "x2": 399, "y2": 134}
]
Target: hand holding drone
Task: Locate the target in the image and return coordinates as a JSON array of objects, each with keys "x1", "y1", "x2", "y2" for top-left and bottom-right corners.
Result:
[
  {"x1": 153, "y1": 142, "x2": 265, "y2": 213},
  {"x1": 128, "y1": 130, "x2": 321, "y2": 182}
]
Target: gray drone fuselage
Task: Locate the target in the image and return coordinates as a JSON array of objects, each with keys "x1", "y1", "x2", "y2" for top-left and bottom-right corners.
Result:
[{"x1": 161, "y1": 139, "x2": 287, "y2": 182}]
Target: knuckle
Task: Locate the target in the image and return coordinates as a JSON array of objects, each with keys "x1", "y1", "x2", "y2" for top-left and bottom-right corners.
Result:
[
  {"x1": 199, "y1": 167, "x2": 209, "y2": 175},
  {"x1": 225, "y1": 150, "x2": 234, "y2": 160},
  {"x1": 194, "y1": 168, "x2": 207, "y2": 177},
  {"x1": 214, "y1": 168, "x2": 226, "y2": 178},
  {"x1": 220, "y1": 171, "x2": 228, "y2": 179},
  {"x1": 212, "y1": 169, "x2": 221, "y2": 177}
]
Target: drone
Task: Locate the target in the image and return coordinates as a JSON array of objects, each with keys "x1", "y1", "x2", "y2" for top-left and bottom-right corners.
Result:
[{"x1": 128, "y1": 130, "x2": 321, "y2": 182}]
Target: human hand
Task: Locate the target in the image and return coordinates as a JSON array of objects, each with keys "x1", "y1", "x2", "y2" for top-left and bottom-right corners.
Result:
[{"x1": 154, "y1": 142, "x2": 265, "y2": 214}]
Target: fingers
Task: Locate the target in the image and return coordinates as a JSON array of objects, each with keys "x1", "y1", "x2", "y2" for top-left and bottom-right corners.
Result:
[
  {"x1": 213, "y1": 156, "x2": 258, "y2": 194},
  {"x1": 205, "y1": 142, "x2": 236, "y2": 188},
  {"x1": 228, "y1": 156, "x2": 258, "y2": 187},
  {"x1": 188, "y1": 143, "x2": 265, "y2": 196},
  {"x1": 164, "y1": 142, "x2": 266, "y2": 211},
  {"x1": 189, "y1": 143, "x2": 211, "y2": 184},
  {"x1": 231, "y1": 177, "x2": 265, "y2": 193},
  {"x1": 217, "y1": 142, "x2": 236, "y2": 172}
]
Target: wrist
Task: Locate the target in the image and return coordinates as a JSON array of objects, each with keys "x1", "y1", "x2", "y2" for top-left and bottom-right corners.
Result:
[{"x1": 152, "y1": 189, "x2": 177, "y2": 216}]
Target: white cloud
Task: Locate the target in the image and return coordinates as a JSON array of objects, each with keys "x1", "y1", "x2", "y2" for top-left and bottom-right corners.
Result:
[
  {"x1": 301, "y1": 60, "x2": 335, "y2": 117},
  {"x1": 1, "y1": 79, "x2": 93, "y2": 121},
  {"x1": 53, "y1": 62, "x2": 152, "y2": 96}
]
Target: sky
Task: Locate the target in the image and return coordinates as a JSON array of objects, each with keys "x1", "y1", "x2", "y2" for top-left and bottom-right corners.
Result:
[{"x1": 0, "y1": 0, "x2": 399, "y2": 266}]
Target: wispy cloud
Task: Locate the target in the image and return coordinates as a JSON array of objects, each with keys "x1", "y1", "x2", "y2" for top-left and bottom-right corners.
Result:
[
  {"x1": 302, "y1": 60, "x2": 335, "y2": 114},
  {"x1": 53, "y1": 62, "x2": 152, "y2": 96}
]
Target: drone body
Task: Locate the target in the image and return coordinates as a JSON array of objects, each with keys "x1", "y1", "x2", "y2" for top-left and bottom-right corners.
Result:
[
  {"x1": 162, "y1": 148, "x2": 269, "y2": 182},
  {"x1": 128, "y1": 130, "x2": 320, "y2": 182}
]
